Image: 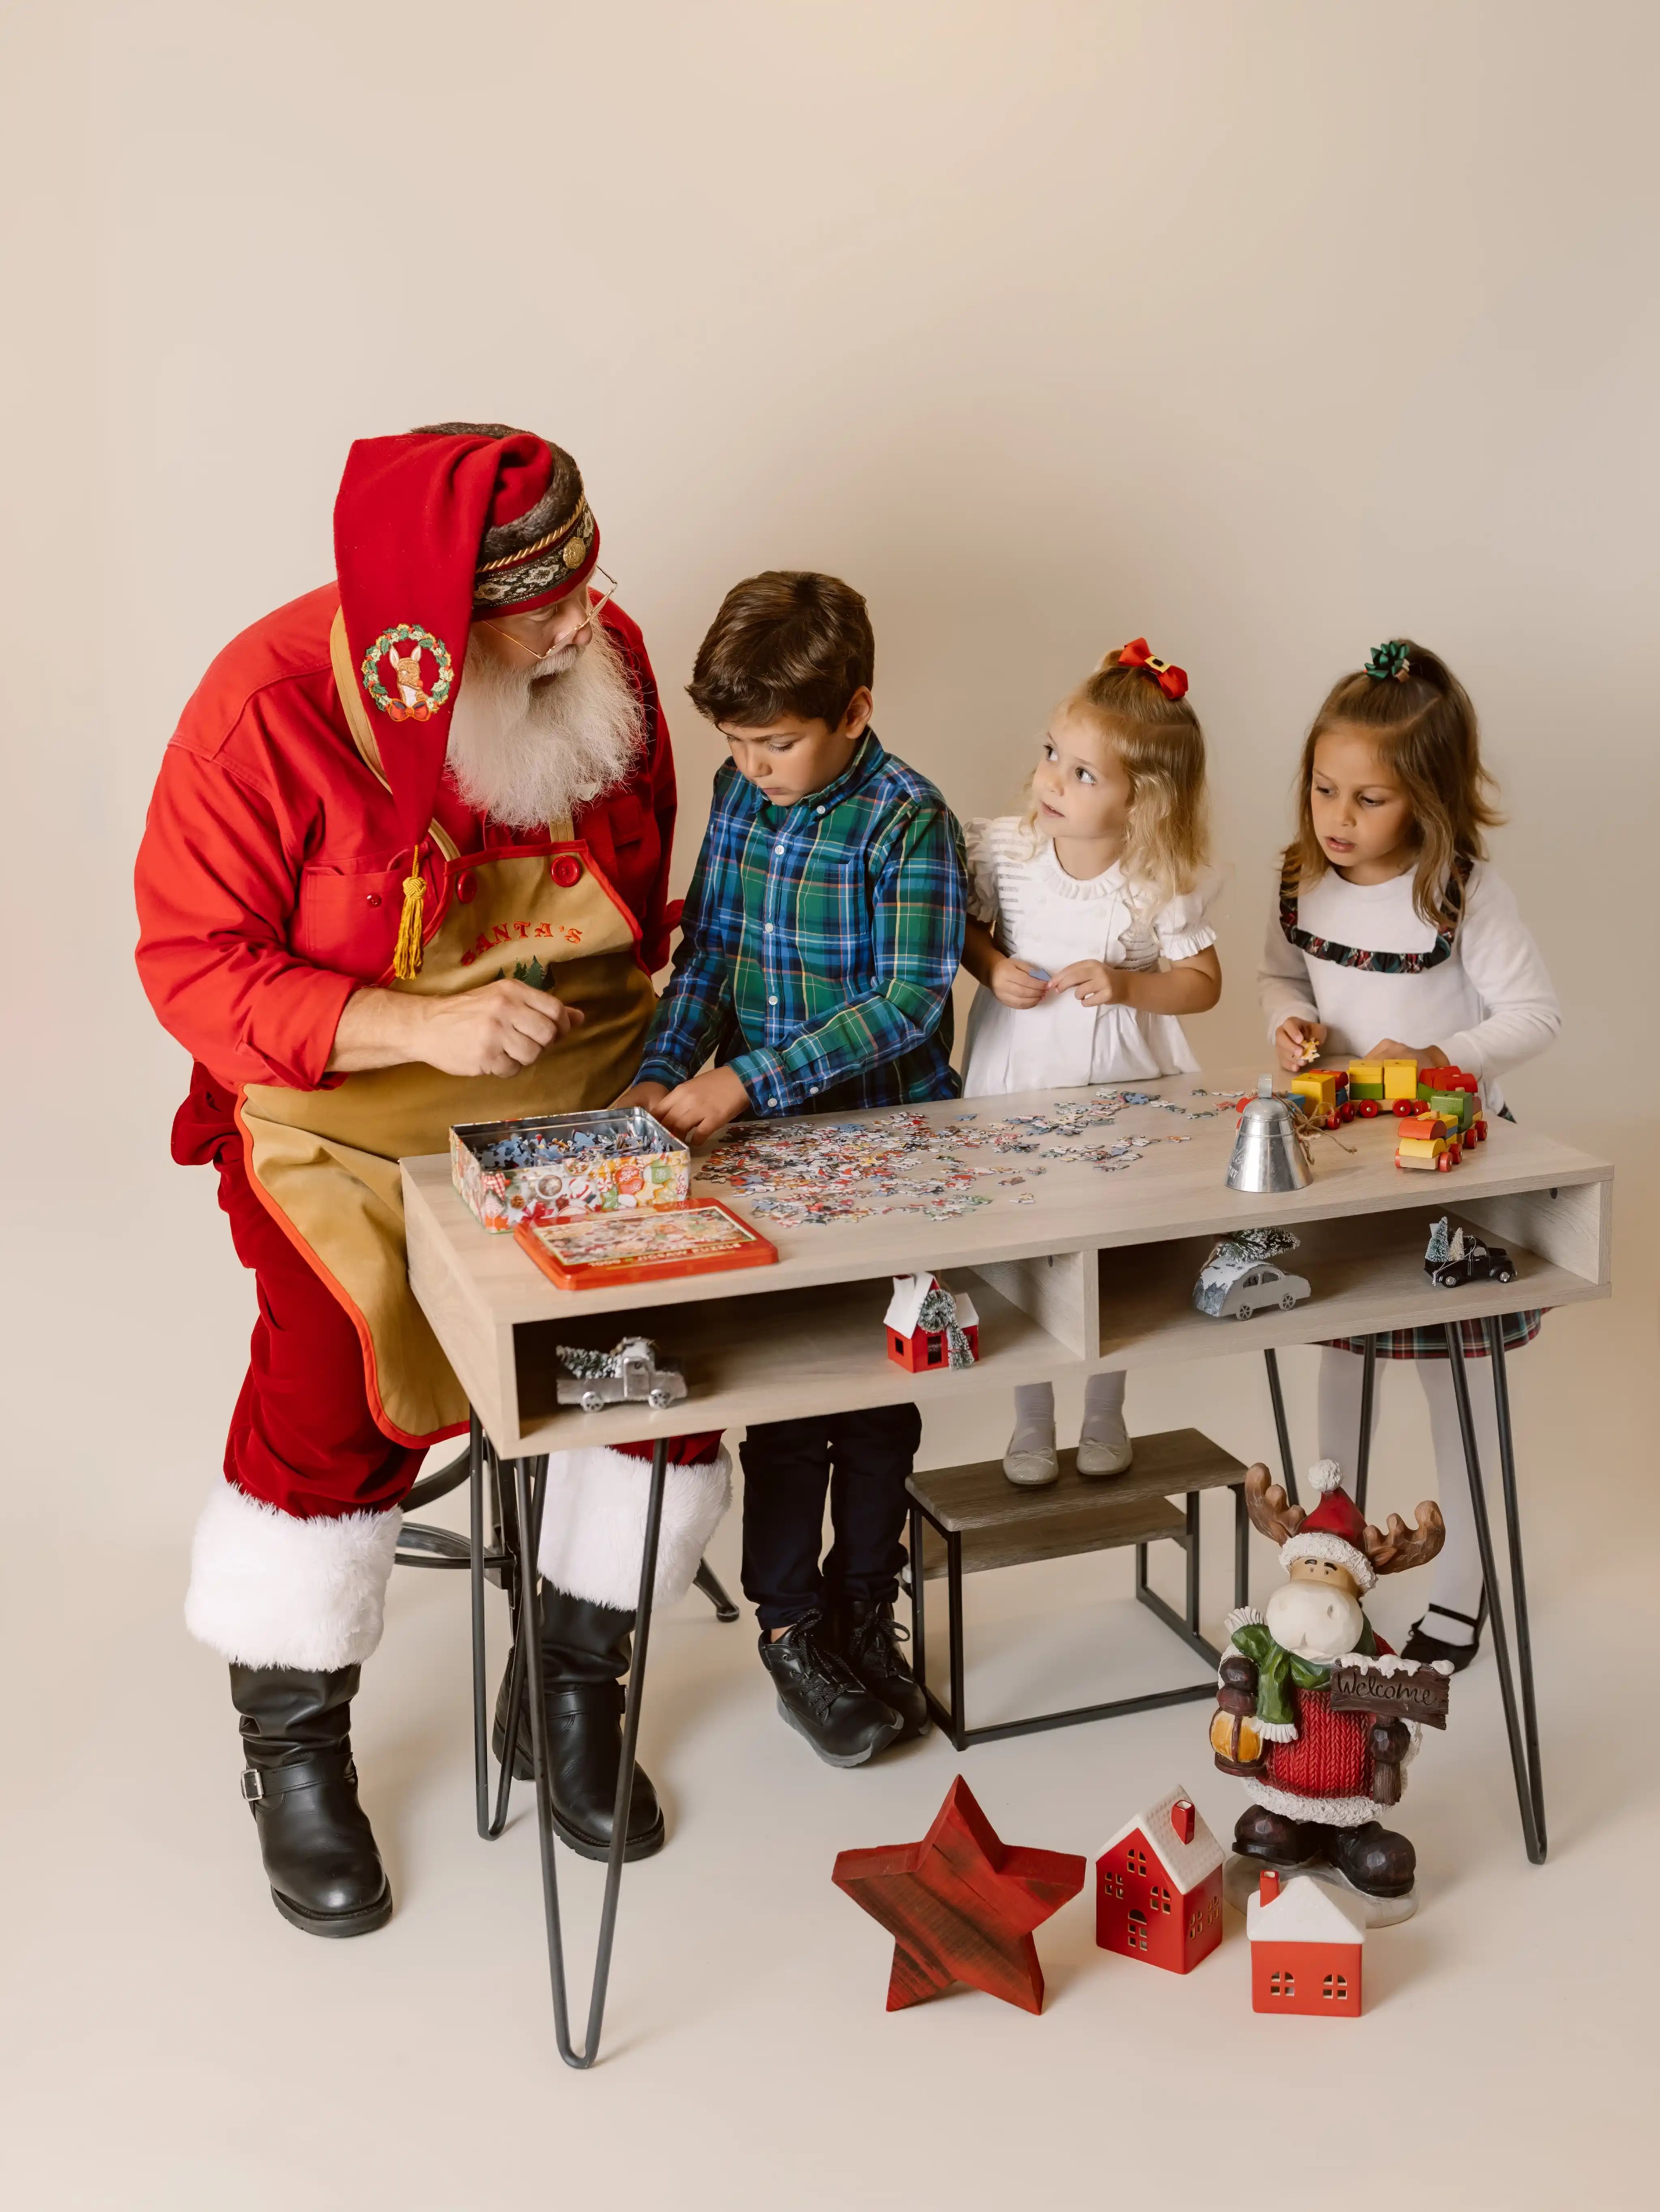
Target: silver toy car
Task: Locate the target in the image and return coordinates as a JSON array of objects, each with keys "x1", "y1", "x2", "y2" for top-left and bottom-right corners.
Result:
[
  {"x1": 1193, "y1": 1229, "x2": 1312, "y2": 1320},
  {"x1": 555, "y1": 1335, "x2": 688, "y2": 1413}
]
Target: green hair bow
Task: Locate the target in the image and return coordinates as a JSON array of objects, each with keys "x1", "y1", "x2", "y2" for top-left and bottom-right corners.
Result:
[{"x1": 1364, "y1": 639, "x2": 1412, "y2": 682}]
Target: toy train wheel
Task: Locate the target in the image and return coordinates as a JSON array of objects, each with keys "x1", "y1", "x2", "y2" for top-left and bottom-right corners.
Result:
[
  {"x1": 1358, "y1": 1100, "x2": 1379, "y2": 1118},
  {"x1": 1436, "y1": 1153, "x2": 1454, "y2": 1171},
  {"x1": 1339, "y1": 1103, "x2": 1354, "y2": 1122}
]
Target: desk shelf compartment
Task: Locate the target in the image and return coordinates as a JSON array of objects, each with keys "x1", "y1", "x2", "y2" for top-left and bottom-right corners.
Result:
[{"x1": 1095, "y1": 1192, "x2": 1611, "y2": 1370}]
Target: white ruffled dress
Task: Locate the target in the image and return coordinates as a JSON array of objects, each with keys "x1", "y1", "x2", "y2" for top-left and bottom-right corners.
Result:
[{"x1": 960, "y1": 815, "x2": 1219, "y2": 1095}]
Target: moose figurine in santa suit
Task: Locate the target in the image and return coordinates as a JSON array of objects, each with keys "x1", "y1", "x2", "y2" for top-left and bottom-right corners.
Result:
[{"x1": 1210, "y1": 1460, "x2": 1453, "y2": 1901}]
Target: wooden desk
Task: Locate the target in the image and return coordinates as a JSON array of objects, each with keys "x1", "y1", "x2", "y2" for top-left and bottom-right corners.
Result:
[
  {"x1": 402, "y1": 1069, "x2": 1611, "y2": 2059},
  {"x1": 404, "y1": 1070, "x2": 1610, "y2": 1455}
]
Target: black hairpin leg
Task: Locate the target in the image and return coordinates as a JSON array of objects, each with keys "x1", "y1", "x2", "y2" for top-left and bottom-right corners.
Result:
[
  {"x1": 1444, "y1": 1322, "x2": 1546, "y2": 1864},
  {"x1": 1354, "y1": 1335, "x2": 1378, "y2": 1513},
  {"x1": 693, "y1": 1557, "x2": 740, "y2": 1622},
  {"x1": 1262, "y1": 1349, "x2": 1300, "y2": 1506},
  {"x1": 516, "y1": 1436, "x2": 670, "y2": 2068}
]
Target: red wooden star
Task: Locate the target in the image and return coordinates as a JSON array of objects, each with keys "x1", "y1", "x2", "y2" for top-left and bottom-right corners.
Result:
[{"x1": 832, "y1": 1775, "x2": 1086, "y2": 2014}]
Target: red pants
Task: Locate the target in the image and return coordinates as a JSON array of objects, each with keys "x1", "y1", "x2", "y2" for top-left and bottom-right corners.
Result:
[{"x1": 181, "y1": 1068, "x2": 719, "y2": 1524}]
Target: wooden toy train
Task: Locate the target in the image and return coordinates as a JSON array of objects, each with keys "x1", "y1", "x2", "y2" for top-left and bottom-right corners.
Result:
[{"x1": 1290, "y1": 1059, "x2": 1488, "y2": 1175}]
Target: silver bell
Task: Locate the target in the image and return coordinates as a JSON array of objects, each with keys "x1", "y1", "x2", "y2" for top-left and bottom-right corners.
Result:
[{"x1": 1225, "y1": 1078, "x2": 1313, "y2": 1193}]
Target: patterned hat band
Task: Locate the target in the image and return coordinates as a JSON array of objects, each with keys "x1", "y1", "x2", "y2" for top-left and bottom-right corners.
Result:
[{"x1": 473, "y1": 497, "x2": 598, "y2": 611}]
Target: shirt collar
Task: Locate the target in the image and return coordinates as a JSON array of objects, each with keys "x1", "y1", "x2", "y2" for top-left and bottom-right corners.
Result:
[{"x1": 753, "y1": 728, "x2": 888, "y2": 825}]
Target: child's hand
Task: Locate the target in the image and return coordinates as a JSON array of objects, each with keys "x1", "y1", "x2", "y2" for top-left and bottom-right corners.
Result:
[
  {"x1": 612, "y1": 1079, "x2": 670, "y2": 1112},
  {"x1": 654, "y1": 1066, "x2": 752, "y2": 1146},
  {"x1": 1275, "y1": 1018, "x2": 1328, "y2": 1072},
  {"x1": 990, "y1": 956, "x2": 1050, "y2": 1010},
  {"x1": 1047, "y1": 959, "x2": 1126, "y2": 1008},
  {"x1": 1364, "y1": 1039, "x2": 1449, "y2": 1070}
]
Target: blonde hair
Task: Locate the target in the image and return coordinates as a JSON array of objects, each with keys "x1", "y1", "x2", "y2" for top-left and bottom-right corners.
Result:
[
  {"x1": 1282, "y1": 640, "x2": 1501, "y2": 930},
  {"x1": 1022, "y1": 647, "x2": 1210, "y2": 911}
]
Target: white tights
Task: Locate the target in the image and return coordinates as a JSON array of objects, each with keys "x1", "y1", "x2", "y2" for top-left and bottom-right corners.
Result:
[
  {"x1": 1315, "y1": 1345, "x2": 1507, "y2": 1645},
  {"x1": 1008, "y1": 1371, "x2": 1127, "y2": 1455}
]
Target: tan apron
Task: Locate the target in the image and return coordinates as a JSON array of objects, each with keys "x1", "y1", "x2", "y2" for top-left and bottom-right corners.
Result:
[{"x1": 238, "y1": 614, "x2": 657, "y2": 1443}]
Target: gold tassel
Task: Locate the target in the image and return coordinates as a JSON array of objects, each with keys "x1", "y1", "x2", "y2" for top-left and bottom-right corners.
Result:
[{"x1": 393, "y1": 849, "x2": 427, "y2": 980}]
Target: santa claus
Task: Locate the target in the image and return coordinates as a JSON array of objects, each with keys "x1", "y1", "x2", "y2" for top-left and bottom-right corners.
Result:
[
  {"x1": 135, "y1": 426, "x2": 729, "y2": 1938},
  {"x1": 1212, "y1": 1460, "x2": 1448, "y2": 1899}
]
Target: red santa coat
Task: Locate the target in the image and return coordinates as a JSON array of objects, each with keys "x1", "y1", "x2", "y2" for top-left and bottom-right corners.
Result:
[{"x1": 135, "y1": 581, "x2": 677, "y2": 1121}]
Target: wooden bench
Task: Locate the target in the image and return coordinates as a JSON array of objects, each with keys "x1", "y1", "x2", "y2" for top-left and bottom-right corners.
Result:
[{"x1": 904, "y1": 1427, "x2": 1250, "y2": 1749}]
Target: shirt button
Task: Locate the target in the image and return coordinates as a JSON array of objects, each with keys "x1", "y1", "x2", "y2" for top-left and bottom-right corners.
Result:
[
  {"x1": 809, "y1": 1085, "x2": 819, "y2": 1094},
  {"x1": 769, "y1": 995, "x2": 779, "y2": 1006},
  {"x1": 551, "y1": 855, "x2": 583, "y2": 887},
  {"x1": 454, "y1": 871, "x2": 476, "y2": 904},
  {"x1": 774, "y1": 844, "x2": 784, "y2": 857},
  {"x1": 816, "y1": 806, "x2": 826, "y2": 816},
  {"x1": 365, "y1": 892, "x2": 382, "y2": 907},
  {"x1": 764, "y1": 923, "x2": 773, "y2": 933}
]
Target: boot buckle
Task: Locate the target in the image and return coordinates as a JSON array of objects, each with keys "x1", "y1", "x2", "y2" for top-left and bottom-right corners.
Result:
[{"x1": 240, "y1": 1768, "x2": 266, "y2": 1803}]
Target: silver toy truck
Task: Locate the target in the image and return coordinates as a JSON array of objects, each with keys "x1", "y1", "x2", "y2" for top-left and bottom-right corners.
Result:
[{"x1": 555, "y1": 1335, "x2": 689, "y2": 1413}]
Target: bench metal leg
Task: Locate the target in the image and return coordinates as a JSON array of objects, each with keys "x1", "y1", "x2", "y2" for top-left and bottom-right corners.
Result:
[
  {"x1": 1445, "y1": 1322, "x2": 1547, "y2": 1864},
  {"x1": 515, "y1": 1435, "x2": 670, "y2": 2068},
  {"x1": 693, "y1": 1557, "x2": 740, "y2": 1622}
]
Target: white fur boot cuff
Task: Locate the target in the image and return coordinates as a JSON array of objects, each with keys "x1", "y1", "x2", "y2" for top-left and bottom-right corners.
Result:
[
  {"x1": 536, "y1": 1446, "x2": 732, "y2": 1611},
  {"x1": 184, "y1": 1481, "x2": 403, "y2": 1671}
]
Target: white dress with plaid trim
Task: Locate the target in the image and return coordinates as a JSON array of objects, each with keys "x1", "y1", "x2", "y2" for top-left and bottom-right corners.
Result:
[{"x1": 960, "y1": 816, "x2": 1219, "y2": 1095}]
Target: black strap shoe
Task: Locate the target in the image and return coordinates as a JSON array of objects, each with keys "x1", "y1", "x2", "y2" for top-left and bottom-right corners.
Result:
[
  {"x1": 837, "y1": 1599, "x2": 931, "y2": 1739},
  {"x1": 492, "y1": 1675, "x2": 665, "y2": 1861},
  {"x1": 230, "y1": 1663, "x2": 392, "y2": 1938},
  {"x1": 1402, "y1": 1602, "x2": 1483, "y2": 1673},
  {"x1": 760, "y1": 1609, "x2": 902, "y2": 1768}
]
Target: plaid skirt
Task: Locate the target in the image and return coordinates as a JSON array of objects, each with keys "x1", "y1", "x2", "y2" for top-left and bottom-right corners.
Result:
[{"x1": 1324, "y1": 1105, "x2": 1542, "y2": 1360}]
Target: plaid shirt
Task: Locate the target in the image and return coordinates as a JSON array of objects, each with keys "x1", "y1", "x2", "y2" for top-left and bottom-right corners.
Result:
[{"x1": 638, "y1": 731, "x2": 966, "y2": 1115}]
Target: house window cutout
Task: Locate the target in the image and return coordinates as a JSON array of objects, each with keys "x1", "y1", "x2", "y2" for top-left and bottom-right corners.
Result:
[
  {"x1": 1323, "y1": 1973, "x2": 1349, "y2": 2000},
  {"x1": 1128, "y1": 1911, "x2": 1148, "y2": 1953},
  {"x1": 1269, "y1": 1969, "x2": 1296, "y2": 1998}
]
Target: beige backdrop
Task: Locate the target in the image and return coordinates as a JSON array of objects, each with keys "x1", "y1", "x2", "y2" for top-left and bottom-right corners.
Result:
[{"x1": 2, "y1": 0, "x2": 1655, "y2": 1542}]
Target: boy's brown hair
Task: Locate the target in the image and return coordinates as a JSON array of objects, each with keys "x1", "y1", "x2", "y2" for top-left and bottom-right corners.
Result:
[
  {"x1": 688, "y1": 570, "x2": 874, "y2": 730},
  {"x1": 1282, "y1": 640, "x2": 1501, "y2": 929}
]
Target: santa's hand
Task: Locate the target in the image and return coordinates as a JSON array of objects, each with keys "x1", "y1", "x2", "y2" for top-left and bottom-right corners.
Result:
[{"x1": 328, "y1": 980, "x2": 583, "y2": 1077}]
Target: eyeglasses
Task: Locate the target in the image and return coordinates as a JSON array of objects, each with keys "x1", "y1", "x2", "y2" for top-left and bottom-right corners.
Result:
[{"x1": 480, "y1": 567, "x2": 618, "y2": 664}]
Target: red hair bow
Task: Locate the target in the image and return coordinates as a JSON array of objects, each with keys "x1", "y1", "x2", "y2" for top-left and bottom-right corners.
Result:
[{"x1": 1118, "y1": 637, "x2": 1189, "y2": 701}]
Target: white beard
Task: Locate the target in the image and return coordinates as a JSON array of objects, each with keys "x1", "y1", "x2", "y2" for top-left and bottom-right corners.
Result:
[
  {"x1": 444, "y1": 621, "x2": 643, "y2": 831},
  {"x1": 1264, "y1": 1577, "x2": 1365, "y2": 1663}
]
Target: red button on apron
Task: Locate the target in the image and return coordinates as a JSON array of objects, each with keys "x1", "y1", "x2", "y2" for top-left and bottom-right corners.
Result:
[
  {"x1": 551, "y1": 855, "x2": 583, "y2": 887},
  {"x1": 455, "y1": 870, "x2": 477, "y2": 903},
  {"x1": 365, "y1": 892, "x2": 381, "y2": 907}
]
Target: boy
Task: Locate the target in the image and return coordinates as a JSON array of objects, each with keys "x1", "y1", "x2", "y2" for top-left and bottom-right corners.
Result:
[{"x1": 620, "y1": 570, "x2": 965, "y2": 1766}]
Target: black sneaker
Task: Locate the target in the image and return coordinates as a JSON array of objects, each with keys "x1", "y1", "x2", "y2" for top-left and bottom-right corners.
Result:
[
  {"x1": 759, "y1": 1609, "x2": 903, "y2": 1768},
  {"x1": 837, "y1": 1599, "x2": 931, "y2": 1740},
  {"x1": 1401, "y1": 1602, "x2": 1482, "y2": 1674}
]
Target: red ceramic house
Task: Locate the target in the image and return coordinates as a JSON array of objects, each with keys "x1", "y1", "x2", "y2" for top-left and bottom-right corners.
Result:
[
  {"x1": 883, "y1": 1273, "x2": 980, "y2": 1373},
  {"x1": 1247, "y1": 1870, "x2": 1366, "y2": 2016},
  {"x1": 1095, "y1": 1787, "x2": 1223, "y2": 1973}
]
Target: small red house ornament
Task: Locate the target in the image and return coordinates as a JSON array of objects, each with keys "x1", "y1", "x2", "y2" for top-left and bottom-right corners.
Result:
[
  {"x1": 1095, "y1": 1786, "x2": 1223, "y2": 1974},
  {"x1": 884, "y1": 1273, "x2": 980, "y2": 1373},
  {"x1": 1246, "y1": 1870, "x2": 1366, "y2": 2016}
]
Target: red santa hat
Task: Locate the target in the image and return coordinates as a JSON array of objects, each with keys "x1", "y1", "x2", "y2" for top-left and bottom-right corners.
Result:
[
  {"x1": 332, "y1": 423, "x2": 600, "y2": 845},
  {"x1": 1279, "y1": 1460, "x2": 1375, "y2": 1592}
]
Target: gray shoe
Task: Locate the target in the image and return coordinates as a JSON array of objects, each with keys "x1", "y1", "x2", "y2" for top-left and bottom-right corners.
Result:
[
  {"x1": 1075, "y1": 1429, "x2": 1133, "y2": 1477},
  {"x1": 1002, "y1": 1445, "x2": 1060, "y2": 1488}
]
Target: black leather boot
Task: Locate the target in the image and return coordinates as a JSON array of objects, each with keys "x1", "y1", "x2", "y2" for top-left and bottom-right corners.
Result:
[
  {"x1": 1324, "y1": 1820, "x2": 1417, "y2": 1898},
  {"x1": 760, "y1": 1608, "x2": 902, "y2": 1767},
  {"x1": 492, "y1": 1589, "x2": 664, "y2": 1862},
  {"x1": 836, "y1": 1598, "x2": 930, "y2": 1739},
  {"x1": 1232, "y1": 1803, "x2": 1319, "y2": 1869},
  {"x1": 230, "y1": 1663, "x2": 392, "y2": 1938}
]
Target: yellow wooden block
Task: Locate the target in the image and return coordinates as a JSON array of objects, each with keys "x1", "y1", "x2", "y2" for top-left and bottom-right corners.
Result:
[
  {"x1": 1290, "y1": 1070, "x2": 1338, "y2": 1111},
  {"x1": 1349, "y1": 1059, "x2": 1382, "y2": 1088},
  {"x1": 1383, "y1": 1058, "x2": 1419, "y2": 1100},
  {"x1": 1396, "y1": 1137, "x2": 1442, "y2": 1162}
]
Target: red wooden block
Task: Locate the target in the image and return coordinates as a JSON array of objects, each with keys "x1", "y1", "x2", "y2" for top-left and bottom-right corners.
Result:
[{"x1": 832, "y1": 1775, "x2": 1086, "y2": 2014}]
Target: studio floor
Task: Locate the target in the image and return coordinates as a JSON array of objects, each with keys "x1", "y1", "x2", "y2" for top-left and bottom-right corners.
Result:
[{"x1": 6, "y1": 1273, "x2": 1658, "y2": 2212}]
